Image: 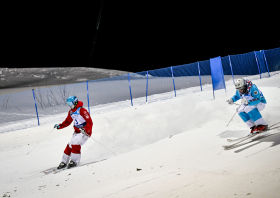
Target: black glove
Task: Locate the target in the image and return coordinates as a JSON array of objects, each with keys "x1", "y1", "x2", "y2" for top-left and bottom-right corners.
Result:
[{"x1": 80, "y1": 128, "x2": 88, "y2": 136}]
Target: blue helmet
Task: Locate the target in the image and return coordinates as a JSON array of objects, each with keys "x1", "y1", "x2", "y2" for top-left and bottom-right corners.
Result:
[{"x1": 66, "y1": 96, "x2": 78, "y2": 108}]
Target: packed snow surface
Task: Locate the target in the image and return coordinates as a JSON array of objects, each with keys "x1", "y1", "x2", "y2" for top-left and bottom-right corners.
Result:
[{"x1": 0, "y1": 72, "x2": 280, "y2": 198}]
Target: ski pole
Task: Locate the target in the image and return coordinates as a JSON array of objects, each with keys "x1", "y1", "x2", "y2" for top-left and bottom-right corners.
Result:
[
  {"x1": 226, "y1": 104, "x2": 242, "y2": 127},
  {"x1": 90, "y1": 136, "x2": 116, "y2": 156},
  {"x1": 226, "y1": 111, "x2": 237, "y2": 127},
  {"x1": 26, "y1": 128, "x2": 55, "y2": 155}
]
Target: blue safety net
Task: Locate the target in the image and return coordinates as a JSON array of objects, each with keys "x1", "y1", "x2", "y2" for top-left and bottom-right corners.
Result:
[{"x1": 264, "y1": 48, "x2": 280, "y2": 72}]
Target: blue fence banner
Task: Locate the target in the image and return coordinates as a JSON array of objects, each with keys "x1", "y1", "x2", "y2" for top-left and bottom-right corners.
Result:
[
  {"x1": 32, "y1": 89, "x2": 40, "y2": 126},
  {"x1": 210, "y1": 56, "x2": 226, "y2": 99}
]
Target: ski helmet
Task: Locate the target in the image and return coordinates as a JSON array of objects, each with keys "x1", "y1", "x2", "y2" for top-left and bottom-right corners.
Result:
[
  {"x1": 235, "y1": 78, "x2": 247, "y2": 92},
  {"x1": 66, "y1": 96, "x2": 78, "y2": 108}
]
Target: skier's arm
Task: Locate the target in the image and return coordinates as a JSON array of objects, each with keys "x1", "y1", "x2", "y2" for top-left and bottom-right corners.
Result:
[
  {"x1": 59, "y1": 111, "x2": 73, "y2": 129},
  {"x1": 231, "y1": 90, "x2": 241, "y2": 102},
  {"x1": 80, "y1": 108, "x2": 93, "y2": 136}
]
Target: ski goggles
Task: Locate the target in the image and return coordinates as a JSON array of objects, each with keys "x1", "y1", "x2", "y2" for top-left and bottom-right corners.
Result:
[
  {"x1": 237, "y1": 87, "x2": 246, "y2": 92},
  {"x1": 67, "y1": 101, "x2": 73, "y2": 106}
]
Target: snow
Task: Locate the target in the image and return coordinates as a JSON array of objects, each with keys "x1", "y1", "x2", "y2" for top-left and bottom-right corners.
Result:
[{"x1": 0, "y1": 71, "x2": 280, "y2": 198}]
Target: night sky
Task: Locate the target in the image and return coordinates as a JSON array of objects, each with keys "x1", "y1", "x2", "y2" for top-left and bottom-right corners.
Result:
[{"x1": 3, "y1": 1, "x2": 279, "y2": 73}]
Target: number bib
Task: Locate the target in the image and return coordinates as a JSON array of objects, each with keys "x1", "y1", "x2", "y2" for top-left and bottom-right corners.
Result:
[{"x1": 70, "y1": 107, "x2": 86, "y2": 128}]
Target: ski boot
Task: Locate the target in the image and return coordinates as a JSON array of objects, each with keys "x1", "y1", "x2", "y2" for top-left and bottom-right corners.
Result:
[
  {"x1": 250, "y1": 126, "x2": 256, "y2": 134},
  {"x1": 251, "y1": 125, "x2": 268, "y2": 134},
  {"x1": 57, "y1": 162, "x2": 67, "y2": 169},
  {"x1": 67, "y1": 161, "x2": 77, "y2": 169}
]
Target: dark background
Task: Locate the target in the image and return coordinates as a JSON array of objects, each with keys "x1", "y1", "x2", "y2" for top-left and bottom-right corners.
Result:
[{"x1": 3, "y1": 1, "x2": 279, "y2": 73}]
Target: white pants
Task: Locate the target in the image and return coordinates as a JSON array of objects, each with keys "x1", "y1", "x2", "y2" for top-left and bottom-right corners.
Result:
[{"x1": 62, "y1": 132, "x2": 89, "y2": 165}]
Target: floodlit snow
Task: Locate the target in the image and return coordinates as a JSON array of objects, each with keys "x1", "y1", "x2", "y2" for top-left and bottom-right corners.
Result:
[{"x1": 0, "y1": 70, "x2": 280, "y2": 198}]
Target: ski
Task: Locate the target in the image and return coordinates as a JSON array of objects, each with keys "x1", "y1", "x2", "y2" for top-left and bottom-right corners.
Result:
[
  {"x1": 269, "y1": 121, "x2": 280, "y2": 128},
  {"x1": 227, "y1": 125, "x2": 280, "y2": 142},
  {"x1": 223, "y1": 135, "x2": 257, "y2": 149},
  {"x1": 41, "y1": 159, "x2": 106, "y2": 175},
  {"x1": 19, "y1": 167, "x2": 71, "y2": 179},
  {"x1": 43, "y1": 163, "x2": 86, "y2": 175},
  {"x1": 223, "y1": 130, "x2": 280, "y2": 150},
  {"x1": 42, "y1": 167, "x2": 71, "y2": 175},
  {"x1": 223, "y1": 126, "x2": 280, "y2": 149},
  {"x1": 227, "y1": 135, "x2": 251, "y2": 143}
]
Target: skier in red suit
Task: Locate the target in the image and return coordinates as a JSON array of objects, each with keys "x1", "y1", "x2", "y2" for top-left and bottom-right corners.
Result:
[{"x1": 54, "y1": 96, "x2": 93, "y2": 169}]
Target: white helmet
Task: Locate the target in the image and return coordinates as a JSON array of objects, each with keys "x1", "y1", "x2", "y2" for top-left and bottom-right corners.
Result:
[{"x1": 235, "y1": 78, "x2": 247, "y2": 91}]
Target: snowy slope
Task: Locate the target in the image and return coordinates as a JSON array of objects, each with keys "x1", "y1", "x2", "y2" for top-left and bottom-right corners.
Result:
[{"x1": 0, "y1": 72, "x2": 280, "y2": 198}]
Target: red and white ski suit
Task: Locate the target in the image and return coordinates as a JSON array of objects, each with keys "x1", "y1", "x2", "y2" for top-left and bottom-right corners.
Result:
[{"x1": 58, "y1": 101, "x2": 93, "y2": 164}]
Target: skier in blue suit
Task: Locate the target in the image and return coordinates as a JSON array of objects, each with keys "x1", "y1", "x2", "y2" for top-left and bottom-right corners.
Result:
[{"x1": 226, "y1": 78, "x2": 268, "y2": 133}]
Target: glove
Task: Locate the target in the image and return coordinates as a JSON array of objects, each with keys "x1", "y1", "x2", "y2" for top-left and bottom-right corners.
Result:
[
  {"x1": 241, "y1": 98, "x2": 248, "y2": 105},
  {"x1": 54, "y1": 124, "x2": 60, "y2": 129},
  {"x1": 80, "y1": 128, "x2": 88, "y2": 136},
  {"x1": 226, "y1": 99, "x2": 233, "y2": 105}
]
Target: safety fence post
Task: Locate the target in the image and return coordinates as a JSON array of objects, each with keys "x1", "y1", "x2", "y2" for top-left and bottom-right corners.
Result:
[
  {"x1": 198, "y1": 62, "x2": 202, "y2": 91},
  {"x1": 86, "y1": 81, "x2": 90, "y2": 114},
  {"x1": 32, "y1": 89, "x2": 40, "y2": 126},
  {"x1": 127, "y1": 73, "x2": 133, "y2": 106},
  {"x1": 146, "y1": 71, "x2": 149, "y2": 103},
  {"x1": 254, "y1": 51, "x2": 262, "y2": 79},
  {"x1": 228, "y1": 55, "x2": 235, "y2": 84},
  {"x1": 171, "y1": 67, "x2": 176, "y2": 97},
  {"x1": 262, "y1": 50, "x2": 270, "y2": 77}
]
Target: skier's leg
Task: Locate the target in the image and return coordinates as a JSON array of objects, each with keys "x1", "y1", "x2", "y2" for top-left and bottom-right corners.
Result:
[
  {"x1": 62, "y1": 144, "x2": 71, "y2": 164},
  {"x1": 70, "y1": 145, "x2": 81, "y2": 165},
  {"x1": 57, "y1": 143, "x2": 72, "y2": 169},
  {"x1": 237, "y1": 104, "x2": 255, "y2": 128},
  {"x1": 61, "y1": 133, "x2": 77, "y2": 164},
  {"x1": 238, "y1": 112, "x2": 255, "y2": 128},
  {"x1": 69, "y1": 133, "x2": 89, "y2": 165},
  {"x1": 244, "y1": 105, "x2": 267, "y2": 126}
]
